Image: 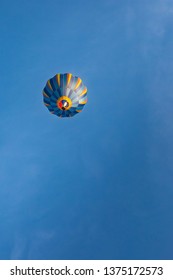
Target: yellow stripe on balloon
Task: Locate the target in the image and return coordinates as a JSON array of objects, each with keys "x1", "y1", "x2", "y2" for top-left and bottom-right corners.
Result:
[
  {"x1": 47, "y1": 80, "x2": 53, "y2": 90},
  {"x1": 76, "y1": 110, "x2": 82, "y2": 113},
  {"x1": 79, "y1": 87, "x2": 87, "y2": 97},
  {"x1": 56, "y1": 74, "x2": 61, "y2": 87},
  {"x1": 79, "y1": 99, "x2": 87, "y2": 105},
  {"x1": 74, "y1": 77, "x2": 82, "y2": 90},
  {"x1": 67, "y1": 73, "x2": 72, "y2": 86},
  {"x1": 43, "y1": 91, "x2": 49, "y2": 98},
  {"x1": 44, "y1": 102, "x2": 50, "y2": 107}
]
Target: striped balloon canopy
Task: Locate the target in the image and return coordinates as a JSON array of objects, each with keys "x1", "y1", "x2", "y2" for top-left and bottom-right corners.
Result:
[{"x1": 43, "y1": 73, "x2": 88, "y2": 118}]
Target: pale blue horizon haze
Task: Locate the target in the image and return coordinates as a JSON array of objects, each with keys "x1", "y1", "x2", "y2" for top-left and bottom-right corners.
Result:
[{"x1": 0, "y1": 0, "x2": 173, "y2": 259}]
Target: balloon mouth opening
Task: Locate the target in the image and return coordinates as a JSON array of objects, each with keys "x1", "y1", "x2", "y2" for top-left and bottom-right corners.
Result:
[
  {"x1": 61, "y1": 101, "x2": 69, "y2": 110},
  {"x1": 57, "y1": 96, "x2": 72, "y2": 111}
]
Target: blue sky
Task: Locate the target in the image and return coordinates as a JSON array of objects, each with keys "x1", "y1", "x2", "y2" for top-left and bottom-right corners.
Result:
[{"x1": 0, "y1": 0, "x2": 173, "y2": 260}]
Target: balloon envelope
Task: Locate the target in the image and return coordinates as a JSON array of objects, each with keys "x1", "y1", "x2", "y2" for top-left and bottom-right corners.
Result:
[{"x1": 43, "y1": 73, "x2": 88, "y2": 118}]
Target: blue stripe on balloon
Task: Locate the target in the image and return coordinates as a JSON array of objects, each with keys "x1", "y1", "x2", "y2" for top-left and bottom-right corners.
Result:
[
  {"x1": 49, "y1": 78, "x2": 56, "y2": 91},
  {"x1": 53, "y1": 107, "x2": 61, "y2": 114},
  {"x1": 60, "y1": 74, "x2": 64, "y2": 88},
  {"x1": 76, "y1": 104, "x2": 84, "y2": 110},
  {"x1": 52, "y1": 75, "x2": 59, "y2": 90},
  {"x1": 43, "y1": 96, "x2": 50, "y2": 104},
  {"x1": 63, "y1": 73, "x2": 68, "y2": 87},
  {"x1": 68, "y1": 107, "x2": 77, "y2": 114},
  {"x1": 50, "y1": 102, "x2": 57, "y2": 108},
  {"x1": 44, "y1": 86, "x2": 52, "y2": 97},
  {"x1": 50, "y1": 95, "x2": 58, "y2": 102},
  {"x1": 48, "y1": 107, "x2": 54, "y2": 112},
  {"x1": 51, "y1": 91, "x2": 58, "y2": 99},
  {"x1": 56, "y1": 88, "x2": 62, "y2": 98}
]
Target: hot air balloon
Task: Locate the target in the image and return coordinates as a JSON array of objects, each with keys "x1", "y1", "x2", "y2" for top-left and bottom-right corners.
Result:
[{"x1": 42, "y1": 73, "x2": 88, "y2": 118}]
